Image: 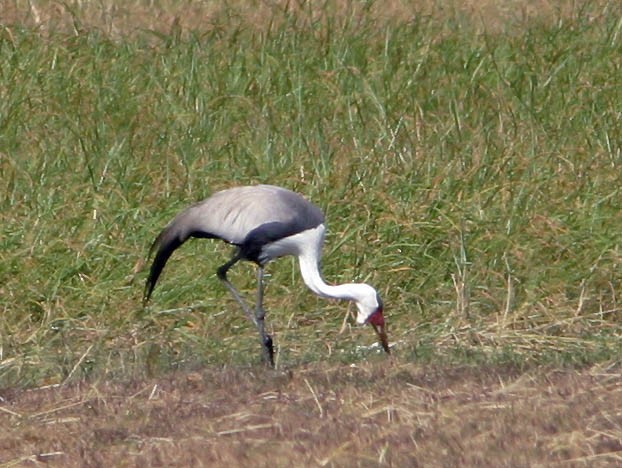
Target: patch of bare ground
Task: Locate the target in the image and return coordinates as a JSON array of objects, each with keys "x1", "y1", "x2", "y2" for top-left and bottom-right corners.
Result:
[{"x1": 1, "y1": 362, "x2": 621, "y2": 466}]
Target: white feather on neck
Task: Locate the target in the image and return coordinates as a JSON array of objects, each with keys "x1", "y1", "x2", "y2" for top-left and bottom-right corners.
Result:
[{"x1": 263, "y1": 224, "x2": 379, "y2": 323}]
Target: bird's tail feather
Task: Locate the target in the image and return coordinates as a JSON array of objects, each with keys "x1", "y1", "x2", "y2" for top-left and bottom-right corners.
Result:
[{"x1": 143, "y1": 224, "x2": 185, "y2": 305}]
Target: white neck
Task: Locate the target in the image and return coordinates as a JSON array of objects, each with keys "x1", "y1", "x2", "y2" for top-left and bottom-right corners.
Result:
[
  {"x1": 263, "y1": 224, "x2": 377, "y2": 315},
  {"x1": 298, "y1": 250, "x2": 368, "y2": 302}
]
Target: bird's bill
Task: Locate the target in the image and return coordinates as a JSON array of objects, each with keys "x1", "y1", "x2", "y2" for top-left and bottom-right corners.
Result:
[{"x1": 371, "y1": 323, "x2": 390, "y2": 354}]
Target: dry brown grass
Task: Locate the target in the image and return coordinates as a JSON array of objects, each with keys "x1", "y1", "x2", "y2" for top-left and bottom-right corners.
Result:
[
  {"x1": 2, "y1": 361, "x2": 621, "y2": 466},
  {"x1": 3, "y1": 0, "x2": 588, "y2": 38}
]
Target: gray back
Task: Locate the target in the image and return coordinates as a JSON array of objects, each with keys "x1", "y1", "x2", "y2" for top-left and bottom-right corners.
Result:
[{"x1": 182, "y1": 185, "x2": 325, "y2": 244}]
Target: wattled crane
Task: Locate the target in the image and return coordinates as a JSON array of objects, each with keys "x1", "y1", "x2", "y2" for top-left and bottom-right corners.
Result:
[{"x1": 144, "y1": 184, "x2": 389, "y2": 366}]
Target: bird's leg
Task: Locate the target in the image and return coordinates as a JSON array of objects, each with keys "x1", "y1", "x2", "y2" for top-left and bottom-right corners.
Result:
[
  {"x1": 217, "y1": 252, "x2": 274, "y2": 367},
  {"x1": 217, "y1": 250, "x2": 257, "y2": 327},
  {"x1": 255, "y1": 267, "x2": 274, "y2": 367}
]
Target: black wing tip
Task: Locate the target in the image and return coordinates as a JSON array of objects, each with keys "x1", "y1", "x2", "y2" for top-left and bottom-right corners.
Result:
[
  {"x1": 143, "y1": 279, "x2": 155, "y2": 306},
  {"x1": 142, "y1": 226, "x2": 184, "y2": 306}
]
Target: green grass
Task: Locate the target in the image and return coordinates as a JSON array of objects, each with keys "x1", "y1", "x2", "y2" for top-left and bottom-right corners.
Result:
[{"x1": 1, "y1": 0, "x2": 621, "y2": 388}]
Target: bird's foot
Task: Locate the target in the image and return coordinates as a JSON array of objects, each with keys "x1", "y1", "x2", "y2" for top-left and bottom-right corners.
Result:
[{"x1": 262, "y1": 335, "x2": 274, "y2": 367}]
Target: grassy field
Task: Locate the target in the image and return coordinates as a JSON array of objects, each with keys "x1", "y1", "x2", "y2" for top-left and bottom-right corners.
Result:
[{"x1": 1, "y1": 0, "x2": 622, "y2": 464}]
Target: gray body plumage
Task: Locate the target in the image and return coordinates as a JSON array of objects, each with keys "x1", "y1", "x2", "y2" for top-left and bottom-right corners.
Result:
[
  {"x1": 145, "y1": 185, "x2": 324, "y2": 301},
  {"x1": 186, "y1": 185, "x2": 324, "y2": 245}
]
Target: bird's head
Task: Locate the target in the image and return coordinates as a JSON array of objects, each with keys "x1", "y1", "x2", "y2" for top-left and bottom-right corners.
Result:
[{"x1": 354, "y1": 285, "x2": 390, "y2": 354}]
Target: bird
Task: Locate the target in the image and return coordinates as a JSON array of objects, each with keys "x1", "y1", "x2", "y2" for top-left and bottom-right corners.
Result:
[{"x1": 143, "y1": 184, "x2": 389, "y2": 366}]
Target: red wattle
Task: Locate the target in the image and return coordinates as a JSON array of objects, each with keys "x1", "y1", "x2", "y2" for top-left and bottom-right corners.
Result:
[{"x1": 367, "y1": 309, "x2": 385, "y2": 326}]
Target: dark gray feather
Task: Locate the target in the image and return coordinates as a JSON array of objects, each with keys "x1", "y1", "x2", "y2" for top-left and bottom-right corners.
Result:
[{"x1": 143, "y1": 185, "x2": 325, "y2": 302}]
